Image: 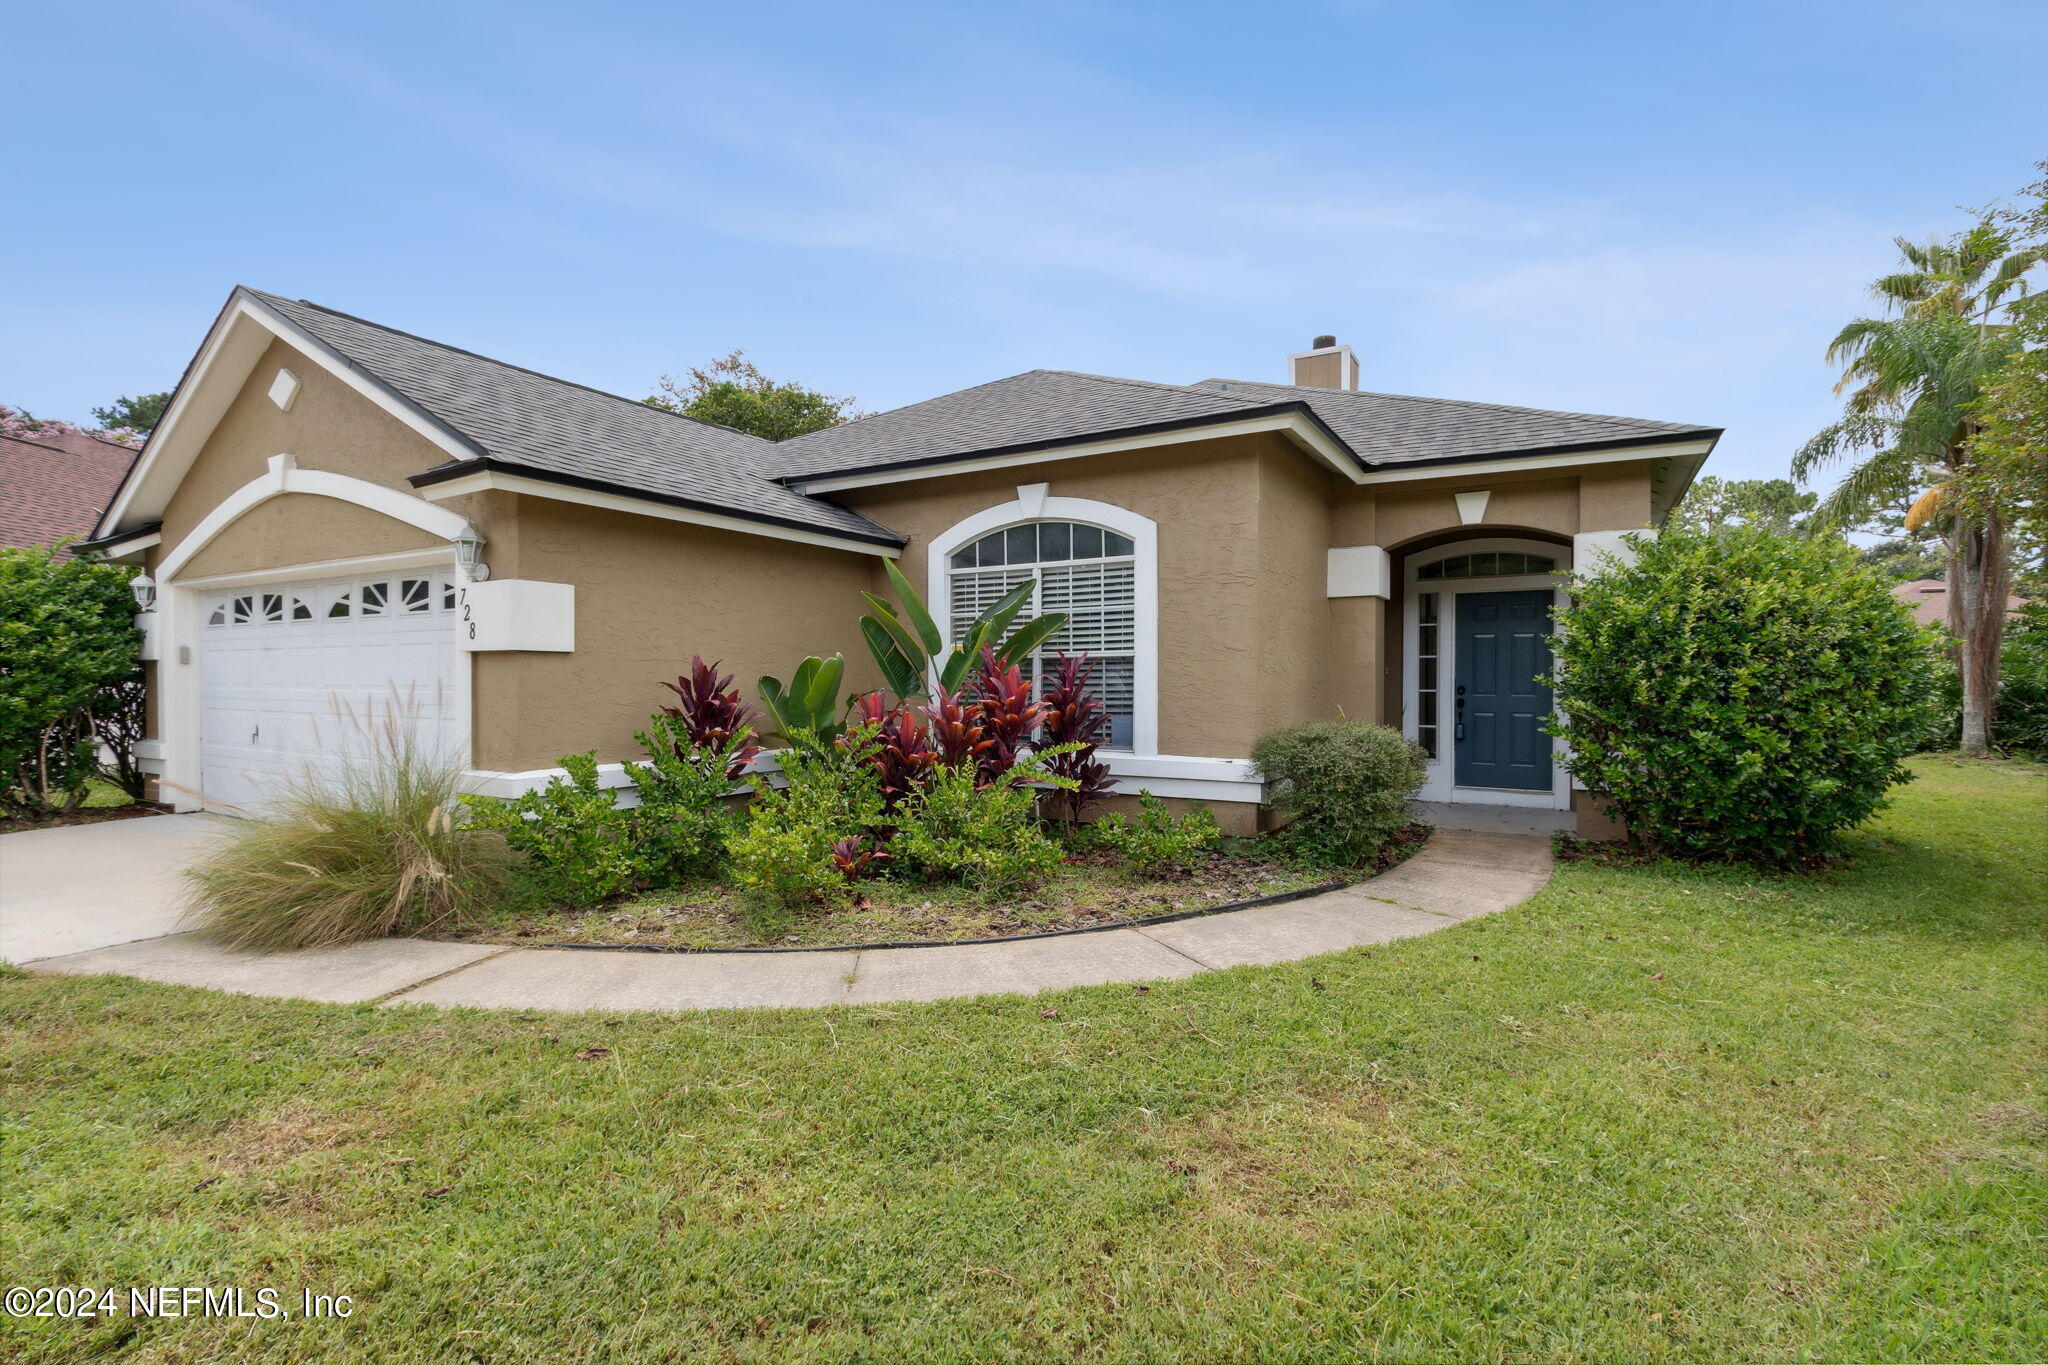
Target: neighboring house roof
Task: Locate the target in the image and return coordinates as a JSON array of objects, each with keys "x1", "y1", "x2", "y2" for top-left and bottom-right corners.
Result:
[
  {"x1": 0, "y1": 428, "x2": 139, "y2": 553},
  {"x1": 1890, "y1": 578, "x2": 2030, "y2": 629},
  {"x1": 242, "y1": 291, "x2": 903, "y2": 546},
  {"x1": 1185, "y1": 378, "x2": 1719, "y2": 468}
]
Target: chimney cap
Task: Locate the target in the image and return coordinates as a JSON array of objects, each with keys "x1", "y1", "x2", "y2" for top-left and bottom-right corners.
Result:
[{"x1": 1311, "y1": 334, "x2": 1337, "y2": 349}]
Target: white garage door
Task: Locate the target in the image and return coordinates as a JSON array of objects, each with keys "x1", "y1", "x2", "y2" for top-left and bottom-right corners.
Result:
[{"x1": 199, "y1": 571, "x2": 461, "y2": 812}]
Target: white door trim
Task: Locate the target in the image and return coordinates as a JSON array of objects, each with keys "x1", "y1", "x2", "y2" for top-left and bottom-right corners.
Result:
[
  {"x1": 1403, "y1": 537, "x2": 1572, "y2": 810},
  {"x1": 156, "y1": 547, "x2": 470, "y2": 812}
]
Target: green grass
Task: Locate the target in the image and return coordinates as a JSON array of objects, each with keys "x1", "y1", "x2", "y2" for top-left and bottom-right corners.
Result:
[
  {"x1": 455, "y1": 850, "x2": 1338, "y2": 949},
  {"x1": 4, "y1": 758, "x2": 2043, "y2": 1363}
]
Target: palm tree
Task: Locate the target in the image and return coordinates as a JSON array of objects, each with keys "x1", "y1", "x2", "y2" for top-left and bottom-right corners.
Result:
[{"x1": 1796, "y1": 222, "x2": 2042, "y2": 753}]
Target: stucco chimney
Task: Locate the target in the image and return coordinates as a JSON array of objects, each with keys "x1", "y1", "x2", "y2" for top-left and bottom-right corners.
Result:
[{"x1": 1289, "y1": 335, "x2": 1359, "y2": 391}]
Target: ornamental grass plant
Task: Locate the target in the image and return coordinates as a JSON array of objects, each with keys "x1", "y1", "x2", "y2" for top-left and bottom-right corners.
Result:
[{"x1": 182, "y1": 696, "x2": 510, "y2": 951}]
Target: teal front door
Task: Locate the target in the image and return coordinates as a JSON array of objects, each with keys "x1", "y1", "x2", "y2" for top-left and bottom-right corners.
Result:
[{"x1": 1453, "y1": 590, "x2": 1554, "y2": 790}]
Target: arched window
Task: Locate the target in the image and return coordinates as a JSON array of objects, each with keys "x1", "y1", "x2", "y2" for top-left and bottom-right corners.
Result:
[{"x1": 947, "y1": 520, "x2": 1138, "y2": 748}]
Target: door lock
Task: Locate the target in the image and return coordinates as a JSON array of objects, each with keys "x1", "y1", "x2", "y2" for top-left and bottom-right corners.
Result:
[
  {"x1": 251, "y1": 724, "x2": 261, "y2": 745},
  {"x1": 1454, "y1": 684, "x2": 1466, "y2": 742}
]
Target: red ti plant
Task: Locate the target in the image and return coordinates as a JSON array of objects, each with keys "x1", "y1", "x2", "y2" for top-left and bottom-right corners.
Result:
[
  {"x1": 830, "y1": 835, "x2": 891, "y2": 882},
  {"x1": 922, "y1": 685, "x2": 995, "y2": 774},
  {"x1": 843, "y1": 692, "x2": 936, "y2": 810},
  {"x1": 1039, "y1": 651, "x2": 1117, "y2": 821},
  {"x1": 969, "y1": 646, "x2": 1048, "y2": 782},
  {"x1": 659, "y1": 656, "x2": 761, "y2": 778}
]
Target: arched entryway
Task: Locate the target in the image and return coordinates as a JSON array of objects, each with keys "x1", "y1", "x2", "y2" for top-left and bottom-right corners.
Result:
[{"x1": 1393, "y1": 532, "x2": 1572, "y2": 810}]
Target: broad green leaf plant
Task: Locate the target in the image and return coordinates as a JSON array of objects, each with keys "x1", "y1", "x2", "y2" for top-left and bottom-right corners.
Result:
[
  {"x1": 860, "y1": 560, "x2": 1068, "y2": 700},
  {"x1": 757, "y1": 654, "x2": 848, "y2": 743}
]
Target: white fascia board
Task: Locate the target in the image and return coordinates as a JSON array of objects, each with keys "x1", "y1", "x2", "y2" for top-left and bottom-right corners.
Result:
[
  {"x1": 788, "y1": 411, "x2": 1367, "y2": 496},
  {"x1": 418, "y1": 470, "x2": 903, "y2": 558},
  {"x1": 98, "y1": 293, "x2": 483, "y2": 538},
  {"x1": 1354, "y1": 439, "x2": 1716, "y2": 486}
]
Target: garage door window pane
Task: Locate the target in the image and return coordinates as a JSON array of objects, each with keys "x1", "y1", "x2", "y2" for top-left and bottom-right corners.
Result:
[
  {"x1": 231, "y1": 596, "x2": 254, "y2": 624},
  {"x1": 400, "y1": 579, "x2": 431, "y2": 613},
  {"x1": 360, "y1": 582, "x2": 388, "y2": 616},
  {"x1": 291, "y1": 597, "x2": 313, "y2": 621}
]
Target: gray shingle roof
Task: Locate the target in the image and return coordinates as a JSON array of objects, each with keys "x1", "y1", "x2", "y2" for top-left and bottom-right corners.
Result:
[
  {"x1": 764, "y1": 369, "x2": 1283, "y2": 480},
  {"x1": 244, "y1": 289, "x2": 902, "y2": 545},
  {"x1": 1188, "y1": 378, "x2": 1718, "y2": 467}
]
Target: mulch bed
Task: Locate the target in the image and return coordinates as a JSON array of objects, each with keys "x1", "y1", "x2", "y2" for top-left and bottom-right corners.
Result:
[{"x1": 0, "y1": 802, "x2": 172, "y2": 835}]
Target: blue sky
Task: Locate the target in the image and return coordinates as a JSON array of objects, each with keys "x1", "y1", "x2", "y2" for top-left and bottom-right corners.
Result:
[{"x1": 6, "y1": 0, "x2": 2042, "y2": 485}]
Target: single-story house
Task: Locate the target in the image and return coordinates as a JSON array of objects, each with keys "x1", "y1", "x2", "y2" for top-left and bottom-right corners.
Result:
[
  {"x1": 1890, "y1": 577, "x2": 2029, "y2": 630},
  {"x1": 1, "y1": 424, "x2": 141, "y2": 554},
  {"x1": 82, "y1": 290, "x2": 1720, "y2": 834}
]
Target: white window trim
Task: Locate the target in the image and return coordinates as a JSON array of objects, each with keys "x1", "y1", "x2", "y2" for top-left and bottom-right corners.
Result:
[
  {"x1": 928, "y1": 488, "x2": 1160, "y2": 759},
  {"x1": 1403, "y1": 536, "x2": 1573, "y2": 811}
]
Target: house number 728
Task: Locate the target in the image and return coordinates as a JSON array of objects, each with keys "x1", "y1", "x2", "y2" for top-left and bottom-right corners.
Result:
[{"x1": 459, "y1": 587, "x2": 475, "y2": 640}]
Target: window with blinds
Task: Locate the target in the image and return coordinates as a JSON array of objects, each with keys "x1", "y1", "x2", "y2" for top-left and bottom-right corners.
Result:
[{"x1": 948, "y1": 521, "x2": 1138, "y2": 748}]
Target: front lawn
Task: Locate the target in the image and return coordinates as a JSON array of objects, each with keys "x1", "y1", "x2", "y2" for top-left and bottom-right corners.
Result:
[{"x1": 4, "y1": 757, "x2": 2043, "y2": 1363}]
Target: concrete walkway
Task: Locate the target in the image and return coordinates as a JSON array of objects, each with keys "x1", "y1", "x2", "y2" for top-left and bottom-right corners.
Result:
[
  {"x1": 17, "y1": 829, "x2": 1552, "y2": 1012},
  {"x1": 0, "y1": 814, "x2": 224, "y2": 963}
]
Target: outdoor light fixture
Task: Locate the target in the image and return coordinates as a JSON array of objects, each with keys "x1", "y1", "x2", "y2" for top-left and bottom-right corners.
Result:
[
  {"x1": 454, "y1": 524, "x2": 490, "y2": 581},
  {"x1": 129, "y1": 571, "x2": 157, "y2": 612}
]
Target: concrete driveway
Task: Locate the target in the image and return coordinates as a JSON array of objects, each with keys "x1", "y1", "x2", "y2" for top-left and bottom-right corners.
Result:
[{"x1": 0, "y1": 814, "x2": 221, "y2": 964}]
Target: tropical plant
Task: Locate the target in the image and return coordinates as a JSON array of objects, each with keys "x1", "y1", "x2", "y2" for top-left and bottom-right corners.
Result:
[
  {"x1": 627, "y1": 719, "x2": 751, "y2": 883},
  {"x1": 660, "y1": 656, "x2": 761, "y2": 778},
  {"x1": 829, "y1": 835, "x2": 891, "y2": 882},
  {"x1": 1093, "y1": 792, "x2": 1221, "y2": 875},
  {"x1": 967, "y1": 647, "x2": 1047, "y2": 780},
  {"x1": 183, "y1": 701, "x2": 509, "y2": 950},
  {"x1": 1038, "y1": 651, "x2": 1116, "y2": 820},
  {"x1": 0, "y1": 545, "x2": 140, "y2": 815},
  {"x1": 643, "y1": 349, "x2": 859, "y2": 442},
  {"x1": 757, "y1": 653, "x2": 847, "y2": 744},
  {"x1": 1250, "y1": 720, "x2": 1427, "y2": 867},
  {"x1": 1795, "y1": 221, "x2": 2043, "y2": 753},
  {"x1": 843, "y1": 691, "x2": 935, "y2": 810},
  {"x1": 859, "y1": 559, "x2": 1067, "y2": 701},
  {"x1": 1546, "y1": 528, "x2": 1939, "y2": 866}
]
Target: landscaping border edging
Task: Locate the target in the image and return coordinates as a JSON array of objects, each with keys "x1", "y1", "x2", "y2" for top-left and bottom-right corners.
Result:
[{"x1": 433, "y1": 877, "x2": 1356, "y2": 956}]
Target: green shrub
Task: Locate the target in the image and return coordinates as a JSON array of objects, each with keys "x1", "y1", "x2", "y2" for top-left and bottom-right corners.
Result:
[
  {"x1": 1250, "y1": 720, "x2": 1426, "y2": 866},
  {"x1": 184, "y1": 703, "x2": 508, "y2": 950},
  {"x1": 1094, "y1": 791, "x2": 1222, "y2": 874},
  {"x1": 464, "y1": 752, "x2": 640, "y2": 905},
  {"x1": 0, "y1": 545, "x2": 139, "y2": 815},
  {"x1": 629, "y1": 716, "x2": 747, "y2": 881},
  {"x1": 729, "y1": 728, "x2": 888, "y2": 910},
  {"x1": 1547, "y1": 527, "x2": 1940, "y2": 865},
  {"x1": 894, "y1": 760, "x2": 1067, "y2": 893},
  {"x1": 1998, "y1": 602, "x2": 2048, "y2": 758}
]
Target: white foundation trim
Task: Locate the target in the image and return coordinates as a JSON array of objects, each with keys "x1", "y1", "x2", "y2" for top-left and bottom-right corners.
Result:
[
  {"x1": 1404, "y1": 536, "x2": 1574, "y2": 811},
  {"x1": 157, "y1": 455, "x2": 470, "y2": 580},
  {"x1": 930, "y1": 492, "x2": 1161, "y2": 758},
  {"x1": 416, "y1": 469, "x2": 903, "y2": 557},
  {"x1": 1572, "y1": 527, "x2": 1652, "y2": 573},
  {"x1": 789, "y1": 411, "x2": 1365, "y2": 494},
  {"x1": 461, "y1": 751, "x2": 1265, "y2": 806},
  {"x1": 1326, "y1": 545, "x2": 1391, "y2": 599}
]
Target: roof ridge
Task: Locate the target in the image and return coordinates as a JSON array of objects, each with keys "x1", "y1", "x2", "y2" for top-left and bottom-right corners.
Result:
[
  {"x1": 0, "y1": 430, "x2": 139, "y2": 459},
  {"x1": 243, "y1": 289, "x2": 777, "y2": 448},
  {"x1": 1196, "y1": 376, "x2": 1711, "y2": 432},
  {"x1": 1041, "y1": 368, "x2": 1265, "y2": 406}
]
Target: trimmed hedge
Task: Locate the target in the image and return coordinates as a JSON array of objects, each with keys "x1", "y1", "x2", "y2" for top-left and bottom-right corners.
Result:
[
  {"x1": 1547, "y1": 528, "x2": 1939, "y2": 865},
  {"x1": 1250, "y1": 720, "x2": 1426, "y2": 866}
]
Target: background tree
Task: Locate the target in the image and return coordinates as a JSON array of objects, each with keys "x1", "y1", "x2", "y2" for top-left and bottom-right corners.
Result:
[
  {"x1": 89, "y1": 391, "x2": 172, "y2": 438},
  {"x1": 1794, "y1": 218, "x2": 2043, "y2": 754},
  {"x1": 645, "y1": 350, "x2": 859, "y2": 442},
  {"x1": 1668, "y1": 476, "x2": 1816, "y2": 537},
  {"x1": 0, "y1": 546, "x2": 140, "y2": 815}
]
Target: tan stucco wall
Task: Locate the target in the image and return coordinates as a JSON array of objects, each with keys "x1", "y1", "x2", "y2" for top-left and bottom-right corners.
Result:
[
  {"x1": 155, "y1": 338, "x2": 479, "y2": 568},
  {"x1": 470, "y1": 497, "x2": 877, "y2": 772},
  {"x1": 1253, "y1": 448, "x2": 1335, "y2": 738},
  {"x1": 839, "y1": 435, "x2": 1290, "y2": 758},
  {"x1": 176, "y1": 493, "x2": 444, "y2": 580}
]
